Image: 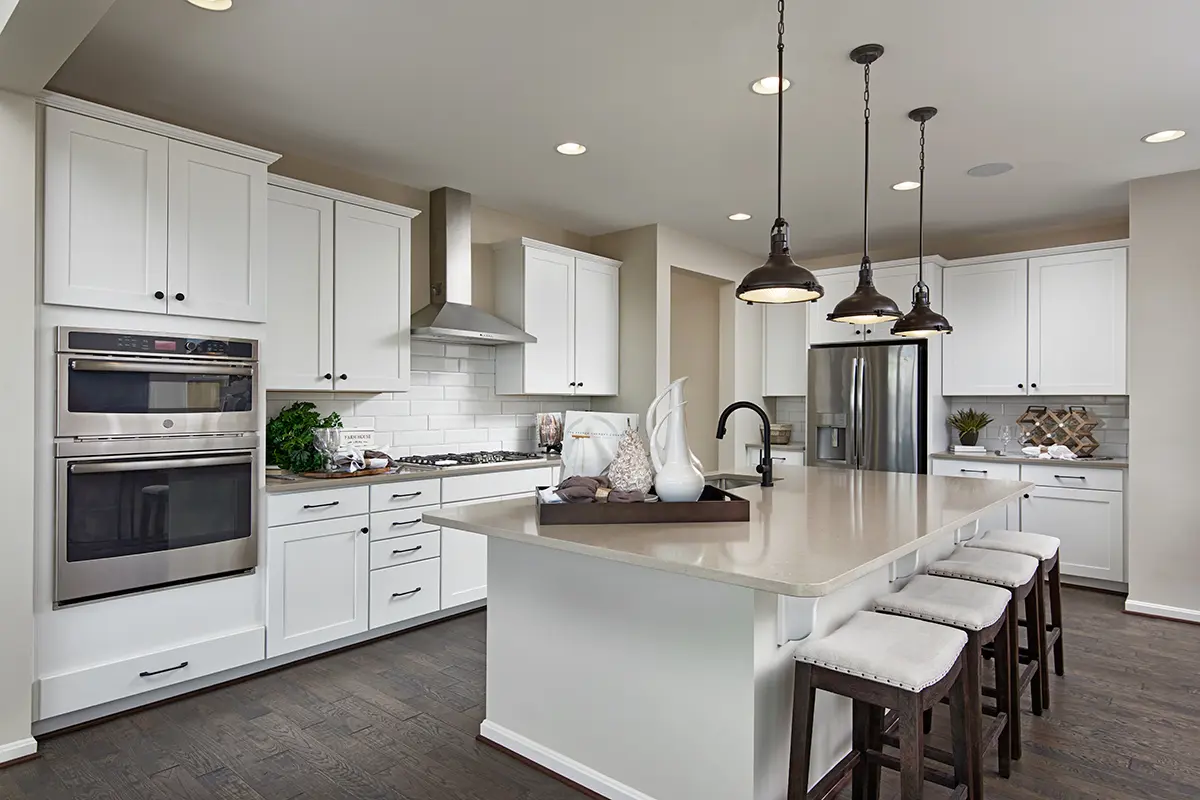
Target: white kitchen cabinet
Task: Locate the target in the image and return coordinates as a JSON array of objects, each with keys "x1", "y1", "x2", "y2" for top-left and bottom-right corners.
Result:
[
  {"x1": 41, "y1": 99, "x2": 279, "y2": 322},
  {"x1": 942, "y1": 259, "x2": 1029, "y2": 395},
  {"x1": 1028, "y1": 248, "x2": 1127, "y2": 395},
  {"x1": 266, "y1": 515, "x2": 370, "y2": 657},
  {"x1": 43, "y1": 107, "x2": 169, "y2": 315},
  {"x1": 808, "y1": 271, "x2": 865, "y2": 345},
  {"x1": 762, "y1": 303, "x2": 808, "y2": 396},
  {"x1": 1020, "y1": 485, "x2": 1124, "y2": 583},
  {"x1": 865, "y1": 265, "x2": 921, "y2": 342},
  {"x1": 166, "y1": 141, "x2": 268, "y2": 322},
  {"x1": 265, "y1": 185, "x2": 335, "y2": 391},
  {"x1": 494, "y1": 239, "x2": 621, "y2": 396},
  {"x1": 930, "y1": 458, "x2": 1019, "y2": 536}
]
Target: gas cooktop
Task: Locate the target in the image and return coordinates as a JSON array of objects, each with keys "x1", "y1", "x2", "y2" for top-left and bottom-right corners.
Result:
[{"x1": 394, "y1": 451, "x2": 545, "y2": 470}]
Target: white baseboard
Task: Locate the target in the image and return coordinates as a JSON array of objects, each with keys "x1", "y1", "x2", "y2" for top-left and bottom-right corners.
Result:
[
  {"x1": 0, "y1": 737, "x2": 37, "y2": 765},
  {"x1": 1125, "y1": 599, "x2": 1200, "y2": 624},
  {"x1": 481, "y1": 720, "x2": 657, "y2": 800}
]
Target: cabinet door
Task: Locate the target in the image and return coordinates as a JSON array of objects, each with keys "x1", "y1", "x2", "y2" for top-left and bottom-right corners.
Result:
[
  {"x1": 573, "y1": 257, "x2": 619, "y2": 396},
  {"x1": 167, "y1": 141, "x2": 267, "y2": 322},
  {"x1": 942, "y1": 259, "x2": 1028, "y2": 395},
  {"x1": 762, "y1": 303, "x2": 808, "y2": 396},
  {"x1": 865, "y1": 265, "x2": 920, "y2": 341},
  {"x1": 1028, "y1": 248, "x2": 1127, "y2": 395},
  {"x1": 333, "y1": 202, "x2": 412, "y2": 392},
  {"x1": 266, "y1": 516, "x2": 369, "y2": 657},
  {"x1": 264, "y1": 186, "x2": 334, "y2": 391},
  {"x1": 808, "y1": 271, "x2": 866, "y2": 344},
  {"x1": 439, "y1": 492, "x2": 526, "y2": 609},
  {"x1": 930, "y1": 459, "x2": 1018, "y2": 536},
  {"x1": 43, "y1": 108, "x2": 169, "y2": 314},
  {"x1": 521, "y1": 247, "x2": 576, "y2": 394},
  {"x1": 1020, "y1": 486, "x2": 1124, "y2": 582}
]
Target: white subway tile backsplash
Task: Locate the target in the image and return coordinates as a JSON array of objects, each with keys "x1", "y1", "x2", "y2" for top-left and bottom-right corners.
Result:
[
  {"x1": 502, "y1": 401, "x2": 544, "y2": 414},
  {"x1": 458, "y1": 401, "x2": 503, "y2": 414},
  {"x1": 392, "y1": 430, "x2": 446, "y2": 446},
  {"x1": 443, "y1": 386, "x2": 491, "y2": 401},
  {"x1": 458, "y1": 358, "x2": 496, "y2": 374},
  {"x1": 475, "y1": 415, "x2": 518, "y2": 429},
  {"x1": 444, "y1": 428, "x2": 490, "y2": 443},
  {"x1": 947, "y1": 395, "x2": 1128, "y2": 458},
  {"x1": 353, "y1": 399, "x2": 411, "y2": 416},
  {"x1": 411, "y1": 372, "x2": 431, "y2": 386},
  {"x1": 488, "y1": 427, "x2": 528, "y2": 442},
  {"x1": 411, "y1": 341, "x2": 446, "y2": 357},
  {"x1": 411, "y1": 400, "x2": 460, "y2": 415},
  {"x1": 428, "y1": 372, "x2": 473, "y2": 387},
  {"x1": 473, "y1": 373, "x2": 496, "y2": 387},
  {"x1": 375, "y1": 415, "x2": 429, "y2": 431},
  {"x1": 444, "y1": 344, "x2": 471, "y2": 358},
  {"x1": 427, "y1": 415, "x2": 477, "y2": 430},
  {"x1": 406, "y1": 386, "x2": 446, "y2": 400},
  {"x1": 411, "y1": 356, "x2": 460, "y2": 372}
]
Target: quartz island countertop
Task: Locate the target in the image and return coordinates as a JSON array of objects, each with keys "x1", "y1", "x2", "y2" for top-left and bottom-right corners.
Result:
[
  {"x1": 422, "y1": 465, "x2": 1031, "y2": 598},
  {"x1": 931, "y1": 451, "x2": 1128, "y2": 470}
]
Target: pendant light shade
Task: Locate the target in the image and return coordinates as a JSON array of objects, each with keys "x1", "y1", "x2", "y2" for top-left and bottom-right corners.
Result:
[
  {"x1": 828, "y1": 44, "x2": 901, "y2": 325},
  {"x1": 892, "y1": 106, "x2": 953, "y2": 338},
  {"x1": 735, "y1": 0, "x2": 823, "y2": 305}
]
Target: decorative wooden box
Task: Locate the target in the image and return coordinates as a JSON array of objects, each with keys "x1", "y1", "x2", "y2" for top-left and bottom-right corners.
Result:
[
  {"x1": 535, "y1": 485, "x2": 750, "y2": 525},
  {"x1": 1016, "y1": 405, "x2": 1102, "y2": 457}
]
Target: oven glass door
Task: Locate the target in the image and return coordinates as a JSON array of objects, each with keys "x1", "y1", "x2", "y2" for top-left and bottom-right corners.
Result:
[
  {"x1": 58, "y1": 356, "x2": 255, "y2": 437},
  {"x1": 57, "y1": 450, "x2": 256, "y2": 603}
]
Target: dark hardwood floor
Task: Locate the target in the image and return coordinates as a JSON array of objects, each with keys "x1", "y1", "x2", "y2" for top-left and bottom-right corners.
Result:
[{"x1": 2, "y1": 588, "x2": 1198, "y2": 799}]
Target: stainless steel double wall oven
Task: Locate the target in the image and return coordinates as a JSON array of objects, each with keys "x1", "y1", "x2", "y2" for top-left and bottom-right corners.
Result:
[{"x1": 55, "y1": 327, "x2": 259, "y2": 604}]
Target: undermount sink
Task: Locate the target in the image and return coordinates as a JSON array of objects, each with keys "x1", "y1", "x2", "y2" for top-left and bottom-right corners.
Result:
[{"x1": 705, "y1": 474, "x2": 766, "y2": 491}]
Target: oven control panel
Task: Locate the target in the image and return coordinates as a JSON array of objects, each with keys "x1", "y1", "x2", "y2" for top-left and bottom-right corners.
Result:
[{"x1": 61, "y1": 329, "x2": 256, "y2": 360}]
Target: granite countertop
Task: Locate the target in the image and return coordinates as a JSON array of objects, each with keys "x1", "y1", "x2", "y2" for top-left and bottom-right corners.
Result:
[
  {"x1": 421, "y1": 465, "x2": 1030, "y2": 598},
  {"x1": 265, "y1": 458, "x2": 559, "y2": 494},
  {"x1": 931, "y1": 452, "x2": 1128, "y2": 470}
]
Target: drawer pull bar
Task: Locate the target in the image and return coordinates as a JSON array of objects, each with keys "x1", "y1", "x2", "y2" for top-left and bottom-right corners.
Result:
[
  {"x1": 391, "y1": 491, "x2": 423, "y2": 500},
  {"x1": 391, "y1": 519, "x2": 422, "y2": 527},
  {"x1": 1054, "y1": 474, "x2": 1086, "y2": 480},
  {"x1": 139, "y1": 661, "x2": 189, "y2": 678},
  {"x1": 391, "y1": 587, "x2": 422, "y2": 599},
  {"x1": 392, "y1": 545, "x2": 423, "y2": 556},
  {"x1": 960, "y1": 469, "x2": 988, "y2": 474},
  {"x1": 302, "y1": 501, "x2": 340, "y2": 510}
]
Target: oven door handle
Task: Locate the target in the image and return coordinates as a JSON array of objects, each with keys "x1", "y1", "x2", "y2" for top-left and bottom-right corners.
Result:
[
  {"x1": 69, "y1": 358, "x2": 254, "y2": 376},
  {"x1": 69, "y1": 454, "x2": 253, "y2": 474}
]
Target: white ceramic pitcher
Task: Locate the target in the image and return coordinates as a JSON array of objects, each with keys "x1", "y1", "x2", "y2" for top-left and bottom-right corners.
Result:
[
  {"x1": 649, "y1": 402, "x2": 705, "y2": 502},
  {"x1": 646, "y1": 377, "x2": 704, "y2": 472}
]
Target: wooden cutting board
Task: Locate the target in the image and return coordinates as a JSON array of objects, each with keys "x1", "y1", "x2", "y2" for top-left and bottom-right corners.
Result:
[{"x1": 299, "y1": 467, "x2": 393, "y2": 479}]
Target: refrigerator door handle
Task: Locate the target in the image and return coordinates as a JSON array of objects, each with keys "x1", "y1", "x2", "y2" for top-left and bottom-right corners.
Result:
[{"x1": 849, "y1": 355, "x2": 859, "y2": 470}]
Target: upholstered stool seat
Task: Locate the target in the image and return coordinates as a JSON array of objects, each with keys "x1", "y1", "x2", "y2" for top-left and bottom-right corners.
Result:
[
  {"x1": 966, "y1": 529, "x2": 1060, "y2": 561},
  {"x1": 875, "y1": 575, "x2": 1009, "y2": 631},
  {"x1": 927, "y1": 547, "x2": 1039, "y2": 588}
]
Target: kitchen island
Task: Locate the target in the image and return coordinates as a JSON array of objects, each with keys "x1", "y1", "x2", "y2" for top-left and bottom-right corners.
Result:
[{"x1": 423, "y1": 466, "x2": 1029, "y2": 800}]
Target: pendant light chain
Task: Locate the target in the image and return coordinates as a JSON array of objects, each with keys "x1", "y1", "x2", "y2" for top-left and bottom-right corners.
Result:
[
  {"x1": 775, "y1": 0, "x2": 785, "y2": 227},
  {"x1": 862, "y1": 60, "x2": 871, "y2": 258},
  {"x1": 917, "y1": 116, "x2": 926, "y2": 288}
]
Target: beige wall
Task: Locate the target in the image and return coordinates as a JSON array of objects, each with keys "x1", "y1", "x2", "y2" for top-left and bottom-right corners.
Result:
[
  {"x1": 0, "y1": 89, "x2": 36, "y2": 759},
  {"x1": 271, "y1": 154, "x2": 592, "y2": 313},
  {"x1": 1127, "y1": 172, "x2": 1199, "y2": 615},
  {"x1": 670, "y1": 268, "x2": 724, "y2": 469}
]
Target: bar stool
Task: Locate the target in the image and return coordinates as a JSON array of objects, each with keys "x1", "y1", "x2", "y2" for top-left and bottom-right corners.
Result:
[
  {"x1": 874, "y1": 575, "x2": 1013, "y2": 796},
  {"x1": 925, "y1": 548, "x2": 1043, "y2": 761},
  {"x1": 966, "y1": 530, "x2": 1064, "y2": 706},
  {"x1": 788, "y1": 611, "x2": 974, "y2": 800}
]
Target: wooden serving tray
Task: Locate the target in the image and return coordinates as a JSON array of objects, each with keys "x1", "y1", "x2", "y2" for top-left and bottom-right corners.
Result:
[
  {"x1": 300, "y1": 467, "x2": 394, "y2": 479},
  {"x1": 535, "y1": 484, "x2": 750, "y2": 525}
]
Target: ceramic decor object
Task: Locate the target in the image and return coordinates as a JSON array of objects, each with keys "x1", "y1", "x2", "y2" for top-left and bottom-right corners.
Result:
[
  {"x1": 650, "y1": 403, "x2": 705, "y2": 502},
  {"x1": 608, "y1": 426, "x2": 655, "y2": 495},
  {"x1": 646, "y1": 377, "x2": 704, "y2": 472}
]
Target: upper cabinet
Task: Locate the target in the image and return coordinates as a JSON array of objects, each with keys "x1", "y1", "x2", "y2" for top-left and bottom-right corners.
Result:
[
  {"x1": 42, "y1": 98, "x2": 280, "y2": 322},
  {"x1": 494, "y1": 239, "x2": 621, "y2": 396},
  {"x1": 264, "y1": 177, "x2": 419, "y2": 393},
  {"x1": 942, "y1": 247, "x2": 1127, "y2": 396},
  {"x1": 762, "y1": 303, "x2": 808, "y2": 397},
  {"x1": 808, "y1": 271, "x2": 864, "y2": 345}
]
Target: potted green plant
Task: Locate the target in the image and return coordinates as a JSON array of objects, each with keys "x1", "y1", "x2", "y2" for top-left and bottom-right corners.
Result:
[
  {"x1": 947, "y1": 408, "x2": 994, "y2": 447},
  {"x1": 266, "y1": 401, "x2": 343, "y2": 473}
]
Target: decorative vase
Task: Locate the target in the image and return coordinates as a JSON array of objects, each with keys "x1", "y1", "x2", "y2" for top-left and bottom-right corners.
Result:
[
  {"x1": 608, "y1": 427, "x2": 655, "y2": 495},
  {"x1": 650, "y1": 403, "x2": 705, "y2": 502},
  {"x1": 958, "y1": 430, "x2": 979, "y2": 446},
  {"x1": 646, "y1": 377, "x2": 704, "y2": 472}
]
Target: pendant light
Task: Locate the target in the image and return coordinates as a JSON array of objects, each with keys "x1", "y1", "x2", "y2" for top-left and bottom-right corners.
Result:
[
  {"x1": 828, "y1": 44, "x2": 902, "y2": 325},
  {"x1": 735, "y1": 0, "x2": 823, "y2": 305},
  {"x1": 892, "y1": 107, "x2": 953, "y2": 337}
]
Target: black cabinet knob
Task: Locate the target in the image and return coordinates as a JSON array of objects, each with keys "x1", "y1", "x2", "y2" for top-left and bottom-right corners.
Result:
[
  {"x1": 855, "y1": 330, "x2": 863, "y2": 335},
  {"x1": 865, "y1": 329, "x2": 872, "y2": 334},
  {"x1": 577, "y1": 382, "x2": 583, "y2": 388},
  {"x1": 154, "y1": 291, "x2": 165, "y2": 300},
  {"x1": 174, "y1": 293, "x2": 185, "y2": 301},
  {"x1": 1018, "y1": 383, "x2": 1024, "y2": 389},
  {"x1": 360, "y1": 526, "x2": 369, "y2": 534},
  {"x1": 1031, "y1": 382, "x2": 1038, "y2": 389},
  {"x1": 323, "y1": 373, "x2": 332, "y2": 380},
  {"x1": 339, "y1": 373, "x2": 348, "y2": 381},
  {"x1": 1023, "y1": 493, "x2": 1030, "y2": 499},
  {"x1": 569, "y1": 382, "x2": 576, "y2": 387}
]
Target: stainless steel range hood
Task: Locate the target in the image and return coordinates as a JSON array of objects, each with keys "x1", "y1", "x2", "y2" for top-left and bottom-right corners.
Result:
[{"x1": 410, "y1": 188, "x2": 536, "y2": 345}]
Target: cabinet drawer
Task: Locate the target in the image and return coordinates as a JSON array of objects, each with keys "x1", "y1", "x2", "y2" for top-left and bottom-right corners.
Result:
[
  {"x1": 1020, "y1": 463, "x2": 1123, "y2": 492},
  {"x1": 369, "y1": 559, "x2": 441, "y2": 629},
  {"x1": 370, "y1": 478, "x2": 441, "y2": 512},
  {"x1": 369, "y1": 506, "x2": 440, "y2": 541},
  {"x1": 268, "y1": 487, "x2": 369, "y2": 526},
  {"x1": 39, "y1": 626, "x2": 264, "y2": 719},
  {"x1": 442, "y1": 467, "x2": 553, "y2": 503},
  {"x1": 370, "y1": 531, "x2": 440, "y2": 570},
  {"x1": 931, "y1": 459, "x2": 1021, "y2": 481}
]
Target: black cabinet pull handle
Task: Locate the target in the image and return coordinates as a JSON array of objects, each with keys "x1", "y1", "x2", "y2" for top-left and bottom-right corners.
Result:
[
  {"x1": 391, "y1": 519, "x2": 421, "y2": 527},
  {"x1": 391, "y1": 587, "x2": 422, "y2": 599},
  {"x1": 339, "y1": 373, "x2": 348, "y2": 381},
  {"x1": 302, "y1": 501, "x2": 339, "y2": 510},
  {"x1": 323, "y1": 373, "x2": 333, "y2": 380},
  {"x1": 139, "y1": 661, "x2": 188, "y2": 678},
  {"x1": 174, "y1": 293, "x2": 185, "y2": 301},
  {"x1": 391, "y1": 545, "x2": 423, "y2": 556},
  {"x1": 960, "y1": 469, "x2": 988, "y2": 474},
  {"x1": 360, "y1": 526, "x2": 369, "y2": 534},
  {"x1": 1054, "y1": 474, "x2": 1086, "y2": 481},
  {"x1": 154, "y1": 291, "x2": 165, "y2": 300},
  {"x1": 391, "y1": 491, "x2": 422, "y2": 500}
]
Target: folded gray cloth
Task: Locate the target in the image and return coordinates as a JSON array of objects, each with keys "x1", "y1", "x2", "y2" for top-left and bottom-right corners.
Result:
[{"x1": 555, "y1": 475, "x2": 644, "y2": 504}]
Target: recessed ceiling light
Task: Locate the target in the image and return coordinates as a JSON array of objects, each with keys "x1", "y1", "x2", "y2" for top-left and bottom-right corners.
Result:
[
  {"x1": 967, "y1": 162, "x2": 1014, "y2": 178},
  {"x1": 750, "y1": 76, "x2": 791, "y2": 95},
  {"x1": 186, "y1": 0, "x2": 232, "y2": 10},
  {"x1": 891, "y1": 181, "x2": 920, "y2": 191},
  {"x1": 1141, "y1": 129, "x2": 1186, "y2": 144},
  {"x1": 728, "y1": 212, "x2": 752, "y2": 221},
  {"x1": 555, "y1": 142, "x2": 587, "y2": 156}
]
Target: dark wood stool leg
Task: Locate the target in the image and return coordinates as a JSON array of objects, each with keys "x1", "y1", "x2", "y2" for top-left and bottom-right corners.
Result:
[
  {"x1": 852, "y1": 700, "x2": 871, "y2": 800},
  {"x1": 897, "y1": 692, "x2": 926, "y2": 800},
  {"x1": 1049, "y1": 558, "x2": 1065, "y2": 677},
  {"x1": 923, "y1": 708, "x2": 933, "y2": 735},
  {"x1": 866, "y1": 704, "x2": 883, "y2": 799},
  {"x1": 1023, "y1": 585, "x2": 1044, "y2": 716},
  {"x1": 788, "y1": 663, "x2": 816, "y2": 800},
  {"x1": 1035, "y1": 567, "x2": 1051, "y2": 708},
  {"x1": 947, "y1": 663, "x2": 977, "y2": 800},
  {"x1": 994, "y1": 606, "x2": 1013, "y2": 778},
  {"x1": 1006, "y1": 593, "x2": 1024, "y2": 759},
  {"x1": 963, "y1": 633, "x2": 984, "y2": 800}
]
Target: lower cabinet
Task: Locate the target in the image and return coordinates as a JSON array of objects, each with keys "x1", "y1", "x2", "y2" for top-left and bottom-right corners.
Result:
[
  {"x1": 369, "y1": 557, "x2": 441, "y2": 629},
  {"x1": 266, "y1": 514, "x2": 370, "y2": 658},
  {"x1": 931, "y1": 459, "x2": 1020, "y2": 536},
  {"x1": 441, "y1": 525, "x2": 489, "y2": 610},
  {"x1": 1020, "y1": 485, "x2": 1124, "y2": 583}
]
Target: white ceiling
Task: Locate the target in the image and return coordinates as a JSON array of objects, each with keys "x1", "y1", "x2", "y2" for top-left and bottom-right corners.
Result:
[{"x1": 49, "y1": 0, "x2": 1200, "y2": 258}]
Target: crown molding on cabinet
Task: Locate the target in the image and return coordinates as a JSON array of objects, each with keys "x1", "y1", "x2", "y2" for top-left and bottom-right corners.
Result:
[
  {"x1": 502, "y1": 237, "x2": 622, "y2": 269},
  {"x1": 38, "y1": 92, "x2": 281, "y2": 165},
  {"x1": 267, "y1": 174, "x2": 421, "y2": 219},
  {"x1": 945, "y1": 238, "x2": 1130, "y2": 268}
]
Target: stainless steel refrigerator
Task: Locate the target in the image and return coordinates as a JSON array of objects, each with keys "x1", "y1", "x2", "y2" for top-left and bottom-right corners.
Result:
[{"x1": 806, "y1": 341, "x2": 926, "y2": 473}]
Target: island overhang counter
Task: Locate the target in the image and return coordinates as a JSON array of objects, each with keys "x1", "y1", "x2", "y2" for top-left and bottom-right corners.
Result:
[{"x1": 423, "y1": 466, "x2": 1030, "y2": 800}]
